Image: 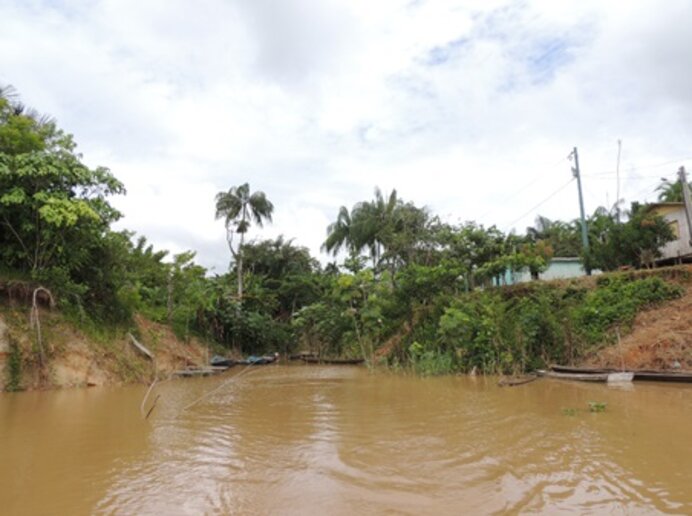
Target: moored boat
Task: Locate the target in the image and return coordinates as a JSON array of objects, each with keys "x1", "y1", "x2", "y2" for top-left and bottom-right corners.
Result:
[
  {"x1": 632, "y1": 370, "x2": 692, "y2": 383},
  {"x1": 550, "y1": 365, "x2": 692, "y2": 383},
  {"x1": 302, "y1": 357, "x2": 365, "y2": 365},
  {"x1": 537, "y1": 370, "x2": 610, "y2": 382},
  {"x1": 210, "y1": 356, "x2": 236, "y2": 367},
  {"x1": 238, "y1": 354, "x2": 278, "y2": 365},
  {"x1": 550, "y1": 365, "x2": 615, "y2": 374}
]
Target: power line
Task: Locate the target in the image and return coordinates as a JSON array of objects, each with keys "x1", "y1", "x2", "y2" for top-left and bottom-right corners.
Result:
[
  {"x1": 628, "y1": 179, "x2": 664, "y2": 202},
  {"x1": 586, "y1": 156, "x2": 692, "y2": 177},
  {"x1": 583, "y1": 173, "x2": 678, "y2": 181},
  {"x1": 502, "y1": 178, "x2": 575, "y2": 232},
  {"x1": 476, "y1": 156, "x2": 569, "y2": 222}
]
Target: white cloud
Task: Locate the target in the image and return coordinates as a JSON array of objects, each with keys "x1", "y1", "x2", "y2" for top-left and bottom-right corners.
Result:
[{"x1": 2, "y1": 0, "x2": 692, "y2": 271}]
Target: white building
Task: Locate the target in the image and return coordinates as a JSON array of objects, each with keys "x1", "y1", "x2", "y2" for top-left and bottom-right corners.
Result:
[{"x1": 647, "y1": 202, "x2": 692, "y2": 264}]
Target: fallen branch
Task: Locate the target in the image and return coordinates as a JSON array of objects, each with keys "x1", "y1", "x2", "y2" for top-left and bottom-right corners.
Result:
[
  {"x1": 140, "y1": 378, "x2": 159, "y2": 418},
  {"x1": 127, "y1": 333, "x2": 154, "y2": 360},
  {"x1": 145, "y1": 395, "x2": 160, "y2": 420}
]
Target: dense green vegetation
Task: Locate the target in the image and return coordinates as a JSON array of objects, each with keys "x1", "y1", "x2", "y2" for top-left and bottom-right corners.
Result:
[{"x1": 1, "y1": 87, "x2": 684, "y2": 377}]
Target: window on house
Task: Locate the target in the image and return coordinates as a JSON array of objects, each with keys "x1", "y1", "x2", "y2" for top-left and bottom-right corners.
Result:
[{"x1": 669, "y1": 220, "x2": 680, "y2": 239}]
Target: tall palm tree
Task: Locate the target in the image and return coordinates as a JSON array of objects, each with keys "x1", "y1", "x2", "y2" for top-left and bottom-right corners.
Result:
[
  {"x1": 215, "y1": 183, "x2": 273, "y2": 303},
  {"x1": 656, "y1": 178, "x2": 691, "y2": 203},
  {"x1": 322, "y1": 205, "x2": 354, "y2": 256}
]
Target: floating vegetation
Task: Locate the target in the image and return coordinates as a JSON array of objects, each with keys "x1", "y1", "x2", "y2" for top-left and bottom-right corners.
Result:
[
  {"x1": 561, "y1": 402, "x2": 607, "y2": 416},
  {"x1": 588, "y1": 401, "x2": 607, "y2": 413}
]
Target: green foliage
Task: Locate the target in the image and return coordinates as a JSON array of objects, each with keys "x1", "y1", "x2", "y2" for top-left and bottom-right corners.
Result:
[
  {"x1": 408, "y1": 341, "x2": 455, "y2": 376},
  {"x1": 573, "y1": 275, "x2": 682, "y2": 345},
  {"x1": 215, "y1": 182, "x2": 274, "y2": 303},
  {"x1": 6, "y1": 337, "x2": 22, "y2": 391},
  {"x1": 426, "y1": 275, "x2": 682, "y2": 374},
  {"x1": 526, "y1": 216, "x2": 581, "y2": 257},
  {"x1": 323, "y1": 188, "x2": 431, "y2": 273},
  {"x1": 656, "y1": 177, "x2": 692, "y2": 202},
  {"x1": 583, "y1": 204, "x2": 675, "y2": 271},
  {"x1": 588, "y1": 401, "x2": 607, "y2": 413},
  {"x1": 0, "y1": 88, "x2": 686, "y2": 376}
]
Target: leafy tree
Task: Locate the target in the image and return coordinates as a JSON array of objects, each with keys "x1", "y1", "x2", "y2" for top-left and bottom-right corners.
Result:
[
  {"x1": 0, "y1": 87, "x2": 125, "y2": 276},
  {"x1": 526, "y1": 215, "x2": 581, "y2": 257},
  {"x1": 215, "y1": 183, "x2": 273, "y2": 304},
  {"x1": 240, "y1": 236, "x2": 321, "y2": 318},
  {"x1": 583, "y1": 203, "x2": 674, "y2": 271}
]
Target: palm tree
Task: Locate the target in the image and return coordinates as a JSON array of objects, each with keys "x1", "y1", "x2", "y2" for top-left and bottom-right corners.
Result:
[
  {"x1": 656, "y1": 178, "x2": 691, "y2": 203},
  {"x1": 323, "y1": 188, "x2": 400, "y2": 268},
  {"x1": 322, "y1": 205, "x2": 354, "y2": 256},
  {"x1": 215, "y1": 183, "x2": 273, "y2": 303}
]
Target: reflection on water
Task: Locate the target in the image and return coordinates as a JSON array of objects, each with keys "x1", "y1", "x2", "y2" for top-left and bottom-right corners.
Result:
[{"x1": 1, "y1": 366, "x2": 691, "y2": 515}]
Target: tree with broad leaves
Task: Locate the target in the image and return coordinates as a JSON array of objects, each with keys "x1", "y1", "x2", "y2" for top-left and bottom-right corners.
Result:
[{"x1": 0, "y1": 85, "x2": 124, "y2": 274}]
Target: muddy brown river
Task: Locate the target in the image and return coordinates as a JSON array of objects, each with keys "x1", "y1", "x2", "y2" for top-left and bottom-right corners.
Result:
[{"x1": 1, "y1": 365, "x2": 691, "y2": 515}]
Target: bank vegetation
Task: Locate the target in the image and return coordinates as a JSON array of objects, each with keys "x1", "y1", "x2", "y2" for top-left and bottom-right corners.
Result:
[{"x1": 1, "y1": 86, "x2": 689, "y2": 389}]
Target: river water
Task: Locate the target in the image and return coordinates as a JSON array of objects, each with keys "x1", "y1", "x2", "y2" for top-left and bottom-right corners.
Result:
[{"x1": 1, "y1": 365, "x2": 691, "y2": 515}]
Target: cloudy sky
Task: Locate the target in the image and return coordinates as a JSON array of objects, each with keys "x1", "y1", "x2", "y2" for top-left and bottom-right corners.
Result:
[{"x1": 2, "y1": 0, "x2": 691, "y2": 272}]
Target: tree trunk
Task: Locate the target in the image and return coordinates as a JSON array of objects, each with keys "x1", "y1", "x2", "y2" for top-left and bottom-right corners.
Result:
[{"x1": 237, "y1": 232, "x2": 244, "y2": 305}]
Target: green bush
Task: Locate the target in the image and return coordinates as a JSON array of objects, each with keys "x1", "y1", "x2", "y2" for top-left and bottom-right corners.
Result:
[
  {"x1": 426, "y1": 274, "x2": 683, "y2": 374},
  {"x1": 6, "y1": 337, "x2": 22, "y2": 391},
  {"x1": 573, "y1": 276, "x2": 683, "y2": 345}
]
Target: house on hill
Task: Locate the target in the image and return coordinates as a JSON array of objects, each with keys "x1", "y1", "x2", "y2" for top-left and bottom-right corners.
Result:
[
  {"x1": 646, "y1": 202, "x2": 692, "y2": 264},
  {"x1": 497, "y1": 257, "x2": 595, "y2": 286}
]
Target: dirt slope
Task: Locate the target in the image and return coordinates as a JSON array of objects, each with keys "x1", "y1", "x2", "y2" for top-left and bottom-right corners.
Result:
[
  {"x1": 586, "y1": 274, "x2": 692, "y2": 371},
  {"x1": 0, "y1": 310, "x2": 211, "y2": 391}
]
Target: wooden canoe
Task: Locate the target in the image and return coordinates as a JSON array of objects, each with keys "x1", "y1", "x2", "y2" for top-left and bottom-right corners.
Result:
[
  {"x1": 238, "y1": 355, "x2": 278, "y2": 365},
  {"x1": 550, "y1": 364, "x2": 615, "y2": 374},
  {"x1": 537, "y1": 370, "x2": 610, "y2": 382},
  {"x1": 632, "y1": 371, "x2": 692, "y2": 383},
  {"x1": 551, "y1": 365, "x2": 692, "y2": 383},
  {"x1": 302, "y1": 357, "x2": 365, "y2": 365},
  {"x1": 210, "y1": 356, "x2": 236, "y2": 367}
]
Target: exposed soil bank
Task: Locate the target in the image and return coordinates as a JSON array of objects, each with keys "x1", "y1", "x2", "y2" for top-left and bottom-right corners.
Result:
[
  {"x1": 0, "y1": 308, "x2": 211, "y2": 391},
  {"x1": 585, "y1": 272, "x2": 692, "y2": 370}
]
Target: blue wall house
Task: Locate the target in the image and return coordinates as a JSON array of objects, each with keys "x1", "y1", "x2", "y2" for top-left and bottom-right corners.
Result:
[{"x1": 496, "y1": 257, "x2": 593, "y2": 286}]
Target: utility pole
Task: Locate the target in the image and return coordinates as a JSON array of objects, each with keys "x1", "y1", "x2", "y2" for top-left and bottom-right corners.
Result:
[
  {"x1": 679, "y1": 166, "x2": 692, "y2": 246},
  {"x1": 615, "y1": 139, "x2": 622, "y2": 223},
  {"x1": 570, "y1": 147, "x2": 589, "y2": 252}
]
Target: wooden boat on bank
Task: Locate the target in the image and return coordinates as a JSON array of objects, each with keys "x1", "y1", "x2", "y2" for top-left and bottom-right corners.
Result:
[
  {"x1": 630, "y1": 370, "x2": 692, "y2": 383},
  {"x1": 550, "y1": 365, "x2": 615, "y2": 374},
  {"x1": 210, "y1": 356, "x2": 236, "y2": 367},
  {"x1": 302, "y1": 357, "x2": 365, "y2": 365},
  {"x1": 550, "y1": 365, "x2": 692, "y2": 383},
  {"x1": 538, "y1": 370, "x2": 611, "y2": 382},
  {"x1": 238, "y1": 355, "x2": 278, "y2": 366},
  {"x1": 173, "y1": 366, "x2": 229, "y2": 377}
]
